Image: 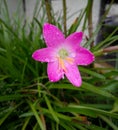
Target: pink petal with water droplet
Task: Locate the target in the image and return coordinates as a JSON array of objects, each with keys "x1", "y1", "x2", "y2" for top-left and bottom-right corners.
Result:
[
  {"x1": 65, "y1": 63, "x2": 82, "y2": 87},
  {"x1": 75, "y1": 47, "x2": 95, "y2": 65},
  {"x1": 32, "y1": 47, "x2": 56, "y2": 62},
  {"x1": 43, "y1": 23, "x2": 65, "y2": 47},
  {"x1": 65, "y1": 32, "x2": 83, "y2": 49},
  {"x1": 47, "y1": 61, "x2": 64, "y2": 82}
]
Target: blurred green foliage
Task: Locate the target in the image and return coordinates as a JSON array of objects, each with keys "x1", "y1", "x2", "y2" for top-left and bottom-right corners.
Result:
[{"x1": 0, "y1": 0, "x2": 118, "y2": 130}]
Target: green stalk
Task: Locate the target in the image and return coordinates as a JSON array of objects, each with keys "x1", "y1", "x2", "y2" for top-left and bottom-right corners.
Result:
[
  {"x1": 62, "y1": 0, "x2": 67, "y2": 36},
  {"x1": 44, "y1": 0, "x2": 52, "y2": 23},
  {"x1": 82, "y1": 0, "x2": 93, "y2": 32},
  {"x1": 83, "y1": 0, "x2": 93, "y2": 47},
  {"x1": 87, "y1": 0, "x2": 93, "y2": 47},
  {"x1": 85, "y1": 0, "x2": 114, "y2": 48}
]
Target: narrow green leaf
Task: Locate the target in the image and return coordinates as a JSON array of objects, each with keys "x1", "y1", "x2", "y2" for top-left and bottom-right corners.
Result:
[
  {"x1": 59, "y1": 121, "x2": 75, "y2": 130},
  {"x1": 41, "y1": 108, "x2": 71, "y2": 121},
  {"x1": 0, "y1": 102, "x2": 22, "y2": 126},
  {"x1": 27, "y1": 100, "x2": 46, "y2": 130},
  {"x1": 21, "y1": 117, "x2": 31, "y2": 130},
  {"x1": 82, "y1": 82, "x2": 116, "y2": 99},
  {"x1": 99, "y1": 115, "x2": 118, "y2": 130},
  {"x1": 69, "y1": 104, "x2": 118, "y2": 119},
  {"x1": 0, "y1": 75, "x2": 9, "y2": 80},
  {"x1": 84, "y1": 124, "x2": 107, "y2": 130},
  {"x1": 0, "y1": 94, "x2": 26, "y2": 102},
  {"x1": 68, "y1": 9, "x2": 86, "y2": 35},
  {"x1": 49, "y1": 83, "x2": 83, "y2": 90},
  {"x1": 44, "y1": 96, "x2": 59, "y2": 123},
  {"x1": 57, "y1": 105, "x2": 97, "y2": 118},
  {"x1": 33, "y1": 123, "x2": 39, "y2": 130},
  {"x1": 19, "y1": 112, "x2": 34, "y2": 118},
  {"x1": 111, "y1": 99, "x2": 118, "y2": 113},
  {"x1": 59, "y1": 104, "x2": 118, "y2": 119},
  {"x1": 79, "y1": 66, "x2": 106, "y2": 79},
  {"x1": 0, "y1": 107, "x2": 14, "y2": 125}
]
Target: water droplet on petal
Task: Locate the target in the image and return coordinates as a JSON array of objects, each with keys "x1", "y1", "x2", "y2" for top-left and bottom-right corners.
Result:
[
  {"x1": 50, "y1": 79, "x2": 54, "y2": 82},
  {"x1": 45, "y1": 58, "x2": 49, "y2": 62}
]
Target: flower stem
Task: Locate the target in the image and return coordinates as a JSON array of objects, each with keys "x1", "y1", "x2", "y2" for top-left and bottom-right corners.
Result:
[
  {"x1": 44, "y1": 0, "x2": 52, "y2": 23},
  {"x1": 88, "y1": 0, "x2": 93, "y2": 37},
  {"x1": 62, "y1": 0, "x2": 67, "y2": 36},
  {"x1": 87, "y1": 0, "x2": 94, "y2": 47}
]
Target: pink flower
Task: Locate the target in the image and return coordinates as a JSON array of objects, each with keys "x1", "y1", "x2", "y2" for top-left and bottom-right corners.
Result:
[{"x1": 32, "y1": 23, "x2": 94, "y2": 87}]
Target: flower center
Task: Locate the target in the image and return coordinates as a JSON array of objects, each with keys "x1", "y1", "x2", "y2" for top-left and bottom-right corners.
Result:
[
  {"x1": 58, "y1": 48, "x2": 68, "y2": 59},
  {"x1": 57, "y1": 48, "x2": 74, "y2": 73}
]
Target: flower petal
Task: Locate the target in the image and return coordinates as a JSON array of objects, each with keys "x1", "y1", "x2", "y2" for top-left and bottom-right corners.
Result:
[
  {"x1": 65, "y1": 63, "x2": 82, "y2": 87},
  {"x1": 65, "y1": 32, "x2": 83, "y2": 48},
  {"x1": 32, "y1": 47, "x2": 56, "y2": 62},
  {"x1": 75, "y1": 47, "x2": 95, "y2": 65},
  {"x1": 47, "y1": 62, "x2": 64, "y2": 82},
  {"x1": 43, "y1": 23, "x2": 65, "y2": 47}
]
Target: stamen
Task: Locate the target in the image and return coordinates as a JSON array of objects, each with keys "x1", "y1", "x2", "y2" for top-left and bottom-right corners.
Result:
[
  {"x1": 66, "y1": 57, "x2": 74, "y2": 64},
  {"x1": 58, "y1": 57, "x2": 67, "y2": 72},
  {"x1": 57, "y1": 48, "x2": 74, "y2": 73}
]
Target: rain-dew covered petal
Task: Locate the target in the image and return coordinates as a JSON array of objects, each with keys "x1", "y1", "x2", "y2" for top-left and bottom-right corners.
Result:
[
  {"x1": 75, "y1": 47, "x2": 95, "y2": 65},
  {"x1": 65, "y1": 63, "x2": 82, "y2": 87},
  {"x1": 32, "y1": 47, "x2": 56, "y2": 62},
  {"x1": 47, "y1": 62, "x2": 64, "y2": 82},
  {"x1": 43, "y1": 23, "x2": 65, "y2": 47},
  {"x1": 65, "y1": 32, "x2": 83, "y2": 49}
]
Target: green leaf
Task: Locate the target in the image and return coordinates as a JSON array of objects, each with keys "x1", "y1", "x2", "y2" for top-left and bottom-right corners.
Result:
[
  {"x1": 0, "y1": 102, "x2": 22, "y2": 126},
  {"x1": 111, "y1": 99, "x2": 118, "y2": 113},
  {"x1": 58, "y1": 104, "x2": 118, "y2": 119},
  {"x1": 27, "y1": 100, "x2": 46, "y2": 130},
  {"x1": 99, "y1": 115, "x2": 118, "y2": 130},
  {"x1": 79, "y1": 66, "x2": 106, "y2": 79},
  {"x1": 56, "y1": 105, "x2": 97, "y2": 118},
  {"x1": 82, "y1": 82, "x2": 116, "y2": 99},
  {"x1": 21, "y1": 117, "x2": 31, "y2": 130},
  {"x1": 44, "y1": 96, "x2": 59, "y2": 123},
  {"x1": 49, "y1": 83, "x2": 83, "y2": 90},
  {"x1": 0, "y1": 94, "x2": 27, "y2": 102},
  {"x1": 0, "y1": 107, "x2": 14, "y2": 125}
]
